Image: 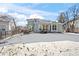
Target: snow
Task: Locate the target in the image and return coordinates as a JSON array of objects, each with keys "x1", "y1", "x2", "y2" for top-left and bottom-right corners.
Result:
[
  {"x1": 0, "y1": 41, "x2": 79, "y2": 56},
  {"x1": 0, "y1": 33, "x2": 79, "y2": 56}
]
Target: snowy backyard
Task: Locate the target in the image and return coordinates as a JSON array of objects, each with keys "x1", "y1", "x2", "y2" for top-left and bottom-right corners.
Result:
[{"x1": 0, "y1": 33, "x2": 79, "y2": 56}]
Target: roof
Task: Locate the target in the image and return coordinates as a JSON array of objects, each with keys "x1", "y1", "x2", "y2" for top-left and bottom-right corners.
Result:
[
  {"x1": 63, "y1": 16, "x2": 79, "y2": 25},
  {"x1": 0, "y1": 14, "x2": 14, "y2": 22}
]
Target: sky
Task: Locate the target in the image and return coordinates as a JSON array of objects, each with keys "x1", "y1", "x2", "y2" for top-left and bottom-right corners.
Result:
[{"x1": 0, "y1": 3, "x2": 76, "y2": 26}]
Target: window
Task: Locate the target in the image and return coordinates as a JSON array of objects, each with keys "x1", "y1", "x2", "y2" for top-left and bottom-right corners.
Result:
[
  {"x1": 2, "y1": 29, "x2": 5, "y2": 31},
  {"x1": 42, "y1": 24, "x2": 48, "y2": 30},
  {"x1": 54, "y1": 25, "x2": 56, "y2": 30},
  {"x1": 52, "y1": 25, "x2": 54, "y2": 30},
  {"x1": 52, "y1": 25, "x2": 57, "y2": 30}
]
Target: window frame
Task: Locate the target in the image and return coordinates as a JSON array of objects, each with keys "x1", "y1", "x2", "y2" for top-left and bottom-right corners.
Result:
[{"x1": 52, "y1": 24, "x2": 57, "y2": 30}]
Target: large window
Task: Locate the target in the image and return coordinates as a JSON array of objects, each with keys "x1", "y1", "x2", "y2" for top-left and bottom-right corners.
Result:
[
  {"x1": 40, "y1": 24, "x2": 48, "y2": 31},
  {"x1": 43, "y1": 24, "x2": 48, "y2": 30},
  {"x1": 52, "y1": 25, "x2": 57, "y2": 30}
]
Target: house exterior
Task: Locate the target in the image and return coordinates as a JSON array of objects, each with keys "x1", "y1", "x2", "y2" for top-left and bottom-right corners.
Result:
[
  {"x1": 27, "y1": 18, "x2": 63, "y2": 33},
  {"x1": 0, "y1": 14, "x2": 16, "y2": 33},
  {"x1": 74, "y1": 19, "x2": 79, "y2": 33},
  {"x1": 63, "y1": 17, "x2": 79, "y2": 33}
]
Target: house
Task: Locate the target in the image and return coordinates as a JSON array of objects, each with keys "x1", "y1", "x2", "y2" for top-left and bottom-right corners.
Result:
[
  {"x1": 0, "y1": 14, "x2": 16, "y2": 34},
  {"x1": 63, "y1": 17, "x2": 79, "y2": 33},
  {"x1": 27, "y1": 18, "x2": 63, "y2": 33}
]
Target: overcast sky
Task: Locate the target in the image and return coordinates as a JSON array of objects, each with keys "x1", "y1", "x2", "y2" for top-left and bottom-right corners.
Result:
[{"x1": 0, "y1": 3, "x2": 75, "y2": 26}]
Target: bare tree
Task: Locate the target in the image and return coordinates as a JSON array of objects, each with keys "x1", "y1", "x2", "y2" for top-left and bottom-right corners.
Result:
[
  {"x1": 57, "y1": 4, "x2": 79, "y2": 32},
  {"x1": 68, "y1": 4, "x2": 79, "y2": 32},
  {"x1": 69, "y1": 5, "x2": 79, "y2": 20},
  {"x1": 64, "y1": 11, "x2": 70, "y2": 21},
  {"x1": 58, "y1": 12, "x2": 66, "y2": 23}
]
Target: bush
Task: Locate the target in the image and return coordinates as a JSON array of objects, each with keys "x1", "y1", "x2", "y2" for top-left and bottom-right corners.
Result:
[{"x1": 22, "y1": 29, "x2": 31, "y2": 34}]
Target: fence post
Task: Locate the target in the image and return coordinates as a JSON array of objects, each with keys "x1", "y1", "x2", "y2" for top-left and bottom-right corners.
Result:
[
  {"x1": 5, "y1": 31, "x2": 6, "y2": 38},
  {"x1": 0, "y1": 31, "x2": 2, "y2": 39}
]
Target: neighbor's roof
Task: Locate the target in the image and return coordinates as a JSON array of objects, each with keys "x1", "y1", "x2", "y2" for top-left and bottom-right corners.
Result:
[{"x1": 0, "y1": 14, "x2": 14, "y2": 22}]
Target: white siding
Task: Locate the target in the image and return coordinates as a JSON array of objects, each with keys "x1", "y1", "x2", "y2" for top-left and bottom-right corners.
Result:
[
  {"x1": 27, "y1": 19, "x2": 63, "y2": 33},
  {"x1": 75, "y1": 20, "x2": 79, "y2": 28},
  {"x1": 0, "y1": 21, "x2": 9, "y2": 31}
]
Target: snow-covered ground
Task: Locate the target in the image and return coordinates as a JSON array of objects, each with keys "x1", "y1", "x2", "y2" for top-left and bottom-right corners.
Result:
[
  {"x1": 0, "y1": 33, "x2": 79, "y2": 56},
  {"x1": 0, "y1": 41, "x2": 79, "y2": 56}
]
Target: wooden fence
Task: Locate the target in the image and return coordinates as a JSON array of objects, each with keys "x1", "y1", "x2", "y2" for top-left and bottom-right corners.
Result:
[
  {"x1": 0, "y1": 29, "x2": 21, "y2": 40},
  {"x1": 0, "y1": 31, "x2": 12, "y2": 39}
]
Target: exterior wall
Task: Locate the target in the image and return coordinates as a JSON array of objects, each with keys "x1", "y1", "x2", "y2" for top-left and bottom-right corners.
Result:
[
  {"x1": 63, "y1": 19, "x2": 79, "y2": 33},
  {"x1": 27, "y1": 19, "x2": 35, "y2": 31},
  {"x1": 0, "y1": 21, "x2": 9, "y2": 31},
  {"x1": 9, "y1": 21, "x2": 16, "y2": 31},
  {"x1": 58, "y1": 23, "x2": 64, "y2": 32},
  {"x1": 51, "y1": 22, "x2": 58, "y2": 32},
  {"x1": 27, "y1": 18, "x2": 79, "y2": 33},
  {"x1": 74, "y1": 20, "x2": 79, "y2": 28},
  {"x1": 27, "y1": 19, "x2": 63, "y2": 33},
  {"x1": 0, "y1": 15, "x2": 16, "y2": 35},
  {"x1": 51, "y1": 22, "x2": 63, "y2": 32},
  {"x1": 0, "y1": 21, "x2": 15, "y2": 32},
  {"x1": 39, "y1": 20, "x2": 52, "y2": 32},
  {"x1": 74, "y1": 20, "x2": 79, "y2": 33},
  {"x1": 33, "y1": 19, "x2": 40, "y2": 32}
]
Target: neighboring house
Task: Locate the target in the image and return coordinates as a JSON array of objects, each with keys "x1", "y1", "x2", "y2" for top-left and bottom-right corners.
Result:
[
  {"x1": 0, "y1": 14, "x2": 16, "y2": 34},
  {"x1": 27, "y1": 18, "x2": 63, "y2": 33},
  {"x1": 63, "y1": 17, "x2": 79, "y2": 33},
  {"x1": 74, "y1": 19, "x2": 79, "y2": 33}
]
